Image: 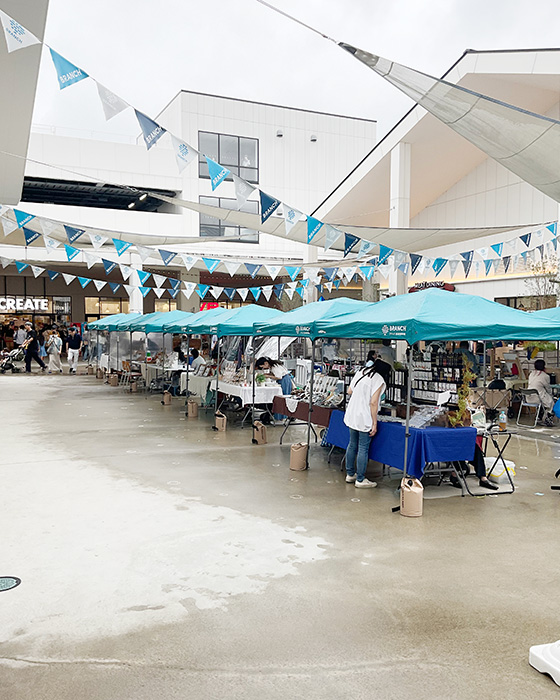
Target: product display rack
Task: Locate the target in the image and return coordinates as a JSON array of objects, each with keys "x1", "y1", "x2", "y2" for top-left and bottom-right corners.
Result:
[{"x1": 410, "y1": 351, "x2": 463, "y2": 405}]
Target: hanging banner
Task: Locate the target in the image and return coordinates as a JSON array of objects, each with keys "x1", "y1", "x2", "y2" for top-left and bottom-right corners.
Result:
[
  {"x1": 273, "y1": 283, "x2": 285, "y2": 299},
  {"x1": 285, "y1": 266, "x2": 301, "y2": 281},
  {"x1": 47, "y1": 270, "x2": 60, "y2": 281},
  {"x1": 1, "y1": 217, "x2": 18, "y2": 236},
  {"x1": 262, "y1": 285, "x2": 273, "y2": 302},
  {"x1": 102, "y1": 258, "x2": 117, "y2": 275},
  {"x1": 283, "y1": 205, "x2": 302, "y2": 236},
  {"x1": 119, "y1": 264, "x2": 134, "y2": 281},
  {"x1": 432, "y1": 258, "x2": 447, "y2": 276},
  {"x1": 221, "y1": 260, "x2": 239, "y2": 277},
  {"x1": 64, "y1": 244, "x2": 80, "y2": 261},
  {"x1": 113, "y1": 238, "x2": 132, "y2": 256},
  {"x1": 49, "y1": 49, "x2": 89, "y2": 90},
  {"x1": 31, "y1": 265, "x2": 43, "y2": 278},
  {"x1": 484, "y1": 260, "x2": 492, "y2": 276},
  {"x1": 325, "y1": 282, "x2": 333, "y2": 292},
  {"x1": 135, "y1": 110, "x2": 166, "y2": 150},
  {"x1": 136, "y1": 269, "x2": 151, "y2": 286},
  {"x1": 123, "y1": 285, "x2": 135, "y2": 296},
  {"x1": 398, "y1": 262, "x2": 410, "y2": 276},
  {"x1": 285, "y1": 287, "x2": 296, "y2": 300},
  {"x1": 323, "y1": 224, "x2": 343, "y2": 251},
  {"x1": 359, "y1": 265, "x2": 375, "y2": 280},
  {"x1": 159, "y1": 249, "x2": 177, "y2": 266},
  {"x1": 196, "y1": 284, "x2": 209, "y2": 299},
  {"x1": 344, "y1": 233, "x2": 360, "y2": 256},
  {"x1": 135, "y1": 244, "x2": 154, "y2": 263},
  {"x1": 322, "y1": 267, "x2": 337, "y2": 282},
  {"x1": 23, "y1": 227, "x2": 40, "y2": 245},
  {"x1": 224, "y1": 288, "x2": 235, "y2": 300},
  {"x1": 265, "y1": 264, "x2": 281, "y2": 280},
  {"x1": 78, "y1": 277, "x2": 91, "y2": 289},
  {"x1": 153, "y1": 288, "x2": 165, "y2": 299},
  {"x1": 520, "y1": 232, "x2": 532, "y2": 247},
  {"x1": 232, "y1": 175, "x2": 256, "y2": 210},
  {"x1": 93, "y1": 279, "x2": 106, "y2": 292},
  {"x1": 170, "y1": 135, "x2": 198, "y2": 172},
  {"x1": 0, "y1": 10, "x2": 40, "y2": 53},
  {"x1": 238, "y1": 288, "x2": 249, "y2": 302},
  {"x1": 490, "y1": 243, "x2": 503, "y2": 257},
  {"x1": 14, "y1": 209, "x2": 34, "y2": 228},
  {"x1": 342, "y1": 266, "x2": 357, "y2": 282},
  {"x1": 306, "y1": 216, "x2": 323, "y2": 244},
  {"x1": 357, "y1": 240, "x2": 375, "y2": 259},
  {"x1": 84, "y1": 251, "x2": 99, "y2": 269},
  {"x1": 379, "y1": 245, "x2": 393, "y2": 265},
  {"x1": 139, "y1": 286, "x2": 151, "y2": 298},
  {"x1": 461, "y1": 251, "x2": 473, "y2": 277},
  {"x1": 245, "y1": 263, "x2": 261, "y2": 278},
  {"x1": 333, "y1": 279, "x2": 342, "y2": 289},
  {"x1": 62, "y1": 273, "x2": 76, "y2": 285},
  {"x1": 409, "y1": 253, "x2": 422, "y2": 275},
  {"x1": 169, "y1": 288, "x2": 179, "y2": 299},
  {"x1": 182, "y1": 282, "x2": 196, "y2": 299},
  {"x1": 108, "y1": 282, "x2": 121, "y2": 294},
  {"x1": 249, "y1": 287, "x2": 261, "y2": 301},
  {"x1": 260, "y1": 191, "x2": 280, "y2": 223},
  {"x1": 503, "y1": 256, "x2": 511, "y2": 273},
  {"x1": 15, "y1": 261, "x2": 28, "y2": 273},
  {"x1": 64, "y1": 225, "x2": 85, "y2": 244},
  {"x1": 206, "y1": 157, "x2": 230, "y2": 190},
  {"x1": 547, "y1": 223, "x2": 558, "y2": 236},
  {"x1": 210, "y1": 286, "x2": 223, "y2": 300},
  {"x1": 202, "y1": 257, "x2": 220, "y2": 274},
  {"x1": 152, "y1": 273, "x2": 167, "y2": 288},
  {"x1": 295, "y1": 287, "x2": 305, "y2": 299},
  {"x1": 88, "y1": 232, "x2": 108, "y2": 249},
  {"x1": 43, "y1": 235, "x2": 60, "y2": 254},
  {"x1": 96, "y1": 82, "x2": 129, "y2": 121},
  {"x1": 181, "y1": 254, "x2": 199, "y2": 271},
  {"x1": 169, "y1": 278, "x2": 180, "y2": 291}
]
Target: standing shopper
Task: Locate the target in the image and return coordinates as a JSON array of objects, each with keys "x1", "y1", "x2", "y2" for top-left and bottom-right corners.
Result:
[
  {"x1": 344, "y1": 359, "x2": 386, "y2": 488},
  {"x1": 46, "y1": 330, "x2": 63, "y2": 374},
  {"x1": 67, "y1": 326, "x2": 82, "y2": 374},
  {"x1": 23, "y1": 322, "x2": 46, "y2": 373}
]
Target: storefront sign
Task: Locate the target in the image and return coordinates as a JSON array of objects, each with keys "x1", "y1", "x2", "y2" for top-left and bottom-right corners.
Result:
[
  {"x1": 0, "y1": 297, "x2": 49, "y2": 312},
  {"x1": 409, "y1": 281, "x2": 455, "y2": 293}
]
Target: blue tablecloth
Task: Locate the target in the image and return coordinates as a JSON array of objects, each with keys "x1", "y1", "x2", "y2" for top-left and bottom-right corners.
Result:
[{"x1": 325, "y1": 410, "x2": 476, "y2": 479}]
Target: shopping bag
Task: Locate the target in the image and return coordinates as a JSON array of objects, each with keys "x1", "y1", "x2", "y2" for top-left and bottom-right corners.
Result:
[
  {"x1": 252, "y1": 421, "x2": 267, "y2": 444},
  {"x1": 400, "y1": 478, "x2": 423, "y2": 517},
  {"x1": 290, "y1": 443, "x2": 308, "y2": 470}
]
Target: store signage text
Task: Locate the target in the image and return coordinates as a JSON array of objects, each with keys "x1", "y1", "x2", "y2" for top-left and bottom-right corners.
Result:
[{"x1": 0, "y1": 297, "x2": 49, "y2": 312}]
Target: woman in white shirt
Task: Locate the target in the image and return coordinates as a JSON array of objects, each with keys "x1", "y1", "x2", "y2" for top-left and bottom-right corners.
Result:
[
  {"x1": 344, "y1": 360, "x2": 386, "y2": 489},
  {"x1": 255, "y1": 356, "x2": 294, "y2": 395},
  {"x1": 527, "y1": 359, "x2": 554, "y2": 413},
  {"x1": 190, "y1": 348, "x2": 206, "y2": 374}
]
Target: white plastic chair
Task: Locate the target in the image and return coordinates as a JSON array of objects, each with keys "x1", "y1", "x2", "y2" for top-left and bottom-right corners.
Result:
[{"x1": 516, "y1": 388, "x2": 542, "y2": 427}]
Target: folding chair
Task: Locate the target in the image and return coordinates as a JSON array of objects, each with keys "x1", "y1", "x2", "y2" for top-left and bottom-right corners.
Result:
[{"x1": 516, "y1": 388, "x2": 542, "y2": 427}]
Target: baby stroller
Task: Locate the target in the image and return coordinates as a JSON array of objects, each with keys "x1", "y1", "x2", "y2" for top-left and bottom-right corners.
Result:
[{"x1": 0, "y1": 347, "x2": 25, "y2": 373}]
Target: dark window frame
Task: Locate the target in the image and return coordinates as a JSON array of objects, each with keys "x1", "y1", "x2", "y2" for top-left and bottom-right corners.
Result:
[{"x1": 198, "y1": 131, "x2": 259, "y2": 184}]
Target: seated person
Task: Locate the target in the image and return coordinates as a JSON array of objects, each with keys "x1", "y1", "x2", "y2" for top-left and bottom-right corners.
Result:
[
  {"x1": 190, "y1": 348, "x2": 206, "y2": 374},
  {"x1": 451, "y1": 443, "x2": 499, "y2": 491},
  {"x1": 255, "y1": 356, "x2": 294, "y2": 395},
  {"x1": 527, "y1": 359, "x2": 555, "y2": 420}
]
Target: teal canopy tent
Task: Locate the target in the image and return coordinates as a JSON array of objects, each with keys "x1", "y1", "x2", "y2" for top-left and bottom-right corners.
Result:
[
  {"x1": 135, "y1": 310, "x2": 193, "y2": 333},
  {"x1": 88, "y1": 313, "x2": 130, "y2": 331},
  {"x1": 314, "y1": 288, "x2": 560, "y2": 342},
  {"x1": 533, "y1": 306, "x2": 560, "y2": 324},
  {"x1": 185, "y1": 306, "x2": 235, "y2": 334},
  {"x1": 163, "y1": 306, "x2": 227, "y2": 333},
  {"x1": 254, "y1": 297, "x2": 368, "y2": 339},
  {"x1": 102, "y1": 313, "x2": 143, "y2": 332},
  {"x1": 211, "y1": 304, "x2": 282, "y2": 337}
]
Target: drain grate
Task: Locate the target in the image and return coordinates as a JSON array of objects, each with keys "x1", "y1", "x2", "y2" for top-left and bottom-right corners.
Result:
[{"x1": 0, "y1": 577, "x2": 21, "y2": 592}]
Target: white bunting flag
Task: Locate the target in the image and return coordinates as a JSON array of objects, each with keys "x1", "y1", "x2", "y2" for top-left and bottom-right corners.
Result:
[
  {"x1": 154, "y1": 288, "x2": 166, "y2": 298},
  {"x1": 31, "y1": 265, "x2": 43, "y2": 278},
  {"x1": 448, "y1": 260, "x2": 460, "y2": 277},
  {"x1": 0, "y1": 10, "x2": 40, "y2": 53},
  {"x1": 324, "y1": 224, "x2": 343, "y2": 251},
  {"x1": 473, "y1": 261, "x2": 482, "y2": 276},
  {"x1": 285, "y1": 287, "x2": 296, "y2": 300},
  {"x1": 182, "y1": 283, "x2": 196, "y2": 299},
  {"x1": 357, "y1": 240, "x2": 376, "y2": 259},
  {"x1": 265, "y1": 264, "x2": 281, "y2": 280},
  {"x1": 96, "y1": 82, "x2": 129, "y2": 121},
  {"x1": 1, "y1": 217, "x2": 18, "y2": 237},
  {"x1": 534, "y1": 229, "x2": 544, "y2": 243},
  {"x1": 476, "y1": 247, "x2": 488, "y2": 259},
  {"x1": 135, "y1": 244, "x2": 154, "y2": 263},
  {"x1": 62, "y1": 273, "x2": 76, "y2": 286},
  {"x1": 238, "y1": 288, "x2": 249, "y2": 301},
  {"x1": 224, "y1": 260, "x2": 241, "y2": 277},
  {"x1": 152, "y1": 273, "x2": 167, "y2": 288},
  {"x1": 39, "y1": 219, "x2": 60, "y2": 237},
  {"x1": 181, "y1": 254, "x2": 199, "y2": 271},
  {"x1": 377, "y1": 264, "x2": 390, "y2": 279},
  {"x1": 119, "y1": 264, "x2": 134, "y2": 281},
  {"x1": 89, "y1": 232, "x2": 108, "y2": 249},
  {"x1": 393, "y1": 251, "x2": 406, "y2": 268},
  {"x1": 210, "y1": 286, "x2": 223, "y2": 300},
  {"x1": 343, "y1": 266, "x2": 357, "y2": 282},
  {"x1": 325, "y1": 281, "x2": 333, "y2": 292},
  {"x1": 93, "y1": 280, "x2": 106, "y2": 292},
  {"x1": 0, "y1": 256, "x2": 13, "y2": 268},
  {"x1": 283, "y1": 205, "x2": 303, "y2": 236},
  {"x1": 123, "y1": 285, "x2": 135, "y2": 296},
  {"x1": 262, "y1": 285, "x2": 273, "y2": 302},
  {"x1": 84, "y1": 251, "x2": 99, "y2": 269},
  {"x1": 170, "y1": 135, "x2": 198, "y2": 173},
  {"x1": 232, "y1": 175, "x2": 256, "y2": 210},
  {"x1": 287, "y1": 281, "x2": 298, "y2": 291},
  {"x1": 43, "y1": 235, "x2": 60, "y2": 254},
  {"x1": 492, "y1": 258, "x2": 501, "y2": 273}
]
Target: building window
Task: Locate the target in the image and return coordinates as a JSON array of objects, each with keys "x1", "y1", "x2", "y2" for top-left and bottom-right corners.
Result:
[
  {"x1": 198, "y1": 132, "x2": 259, "y2": 183},
  {"x1": 154, "y1": 299, "x2": 178, "y2": 313},
  {"x1": 199, "y1": 196, "x2": 259, "y2": 244},
  {"x1": 85, "y1": 297, "x2": 129, "y2": 317}
]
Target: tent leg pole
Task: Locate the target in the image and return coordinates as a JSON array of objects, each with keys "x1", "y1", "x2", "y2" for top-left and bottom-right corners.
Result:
[
  {"x1": 483, "y1": 341, "x2": 487, "y2": 411},
  {"x1": 129, "y1": 331, "x2": 133, "y2": 393},
  {"x1": 403, "y1": 348, "x2": 413, "y2": 481},
  {"x1": 305, "y1": 340, "x2": 315, "y2": 469},
  {"x1": 185, "y1": 335, "x2": 190, "y2": 414},
  {"x1": 215, "y1": 342, "x2": 220, "y2": 416},
  {"x1": 251, "y1": 336, "x2": 256, "y2": 439}
]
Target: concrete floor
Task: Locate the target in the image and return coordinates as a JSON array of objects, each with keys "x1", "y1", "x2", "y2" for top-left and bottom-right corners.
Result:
[{"x1": 1, "y1": 371, "x2": 560, "y2": 699}]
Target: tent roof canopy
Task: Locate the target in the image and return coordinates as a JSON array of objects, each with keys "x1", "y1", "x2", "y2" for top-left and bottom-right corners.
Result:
[
  {"x1": 314, "y1": 288, "x2": 560, "y2": 342},
  {"x1": 211, "y1": 304, "x2": 283, "y2": 337}
]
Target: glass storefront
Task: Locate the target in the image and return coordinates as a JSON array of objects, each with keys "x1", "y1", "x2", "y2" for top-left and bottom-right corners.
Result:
[{"x1": 85, "y1": 296, "x2": 129, "y2": 321}]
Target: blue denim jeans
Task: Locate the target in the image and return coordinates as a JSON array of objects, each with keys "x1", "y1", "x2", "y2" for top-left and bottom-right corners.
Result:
[{"x1": 345, "y1": 428, "x2": 372, "y2": 482}]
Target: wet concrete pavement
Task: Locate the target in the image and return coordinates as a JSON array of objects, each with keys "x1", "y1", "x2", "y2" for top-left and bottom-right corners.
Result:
[{"x1": 2, "y1": 372, "x2": 560, "y2": 699}]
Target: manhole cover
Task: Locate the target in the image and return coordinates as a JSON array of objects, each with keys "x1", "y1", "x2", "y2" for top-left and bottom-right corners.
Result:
[{"x1": 0, "y1": 577, "x2": 21, "y2": 592}]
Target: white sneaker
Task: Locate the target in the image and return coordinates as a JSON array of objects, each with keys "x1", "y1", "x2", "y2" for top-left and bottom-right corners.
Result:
[
  {"x1": 355, "y1": 478, "x2": 377, "y2": 489},
  {"x1": 345, "y1": 474, "x2": 357, "y2": 483}
]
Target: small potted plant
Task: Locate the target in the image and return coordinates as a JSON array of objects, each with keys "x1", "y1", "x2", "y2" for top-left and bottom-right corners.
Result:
[
  {"x1": 255, "y1": 373, "x2": 266, "y2": 386},
  {"x1": 448, "y1": 359, "x2": 476, "y2": 427}
]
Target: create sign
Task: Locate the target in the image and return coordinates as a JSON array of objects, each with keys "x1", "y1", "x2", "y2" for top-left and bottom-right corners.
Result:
[{"x1": 0, "y1": 297, "x2": 49, "y2": 311}]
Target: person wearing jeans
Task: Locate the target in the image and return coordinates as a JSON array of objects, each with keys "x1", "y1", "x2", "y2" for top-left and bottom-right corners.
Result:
[
  {"x1": 67, "y1": 326, "x2": 82, "y2": 374},
  {"x1": 344, "y1": 360, "x2": 386, "y2": 488}
]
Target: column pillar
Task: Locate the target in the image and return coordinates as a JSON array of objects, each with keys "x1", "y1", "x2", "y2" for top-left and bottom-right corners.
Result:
[
  {"x1": 128, "y1": 254, "x2": 143, "y2": 314},
  {"x1": 178, "y1": 268, "x2": 200, "y2": 313},
  {"x1": 388, "y1": 142, "x2": 411, "y2": 297},
  {"x1": 303, "y1": 246, "x2": 318, "y2": 304},
  {"x1": 362, "y1": 278, "x2": 380, "y2": 302}
]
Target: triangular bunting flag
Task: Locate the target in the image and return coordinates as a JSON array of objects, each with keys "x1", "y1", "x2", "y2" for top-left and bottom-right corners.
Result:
[
  {"x1": 262, "y1": 285, "x2": 273, "y2": 302},
  {"x1": 537, "y1": 244, "x2": 544, "y2": 259},
  {"x1": 1, "y1": 217, "x2": 18, "y2": 236},
  {"x1": 39, "y1": 219, "x2": 60, "y2": 237},
  {"x1": 379, "y1": 245, "x2": 393, "y2": 265},
  {"x1": 108, "y1": 282, "x2": 121, "y2": 294},
  {"x1": 0, "y1": 10, "x2": 40, "y2": 52},
  {"x1": 285, "y1": 287, "x2": 296, "y2": 300},
  {"x1": 484, "y1": 260, "x2": 493, "y2": 276},
  {"x1": 357, "y1": 240, "x2": 375, "y2": 259},
  {"x1": 333, "y1": 279, "x2": 342, "y2": 289},
  {"x1": 150, "y1": 273, "x2": 166, "y2": 288},
  {"x1": 546, "y1": 223, "x2": 558, "y2": 236},
  {"x1": 49, "y1": 48, "x2": 88, "y2": 89},
  {"x1": 153, "y1": 288, "x2": 166, "y2": 298},
  {"x1": 31, "y1": 265, "x2": 43, "y2": 278},
  {"x1": 135, "y1": 244, "x2": 154, "y2": 263},
  {"x1": 307, "y1": 216, "x2": 323, "y2": 244},
  {"x1": 159, "y1": 249, "x2": 177, "y2": 266},
  {"x1": 205, "y1": 156, "x2": 230, "y2": 190},
  {"x1": 14, "y1": 209, "x2": 34, "y2": 228},
  {"x1": 134, "y1": 110, "x2": 166, "y2": 150},
  {"x1": 43, "y1": 235, "x2": 60, "y2": 254},
  {"x1": 89, "y1": 232, "x2": 108, "y2": 249},
  {"x1": 96, "y1": 82, "x2": 129, "y2": 121},
  {"x1": 432, "y1": 258, "x2": 447, "y2": 276},
  {"x1": 210, "y1": 286, "x2": 223, "y2": 300},
  {"x1": 139, "y1": 286, "x2": 151, "y2": 298},
  {"x1": 196, "y1": 284, "x2": 209, "y2": 299},
  {"x1": 78, "y1": 276, "x2": 91, "y2": 289},
  {"x1": 245, "y1": 263, "x2": 261, "y2": 278},
  {"x1": 283, "y1": 205, "x2": 302, "y2": 236},
  {"x1": 102, "y1": 258, "x2": 117, "y2": 275},
  {"x1": 170, "y1": 135, "x2": 198, "y2": 172},
  {"x1": 492, "y1": 259, "x2": 501, "y2": 273},
  {"x1": 181, "y1": 254, "x2": 199, "y2": 271},
  {"x1": 47, "y1": 270, "x2": 60, "y2": 281},
  {"x1": 285, "y1": 266, "x2": 301, "y2": 281},
  {"x1": 238, "y1": 288, "x2": 249, "y2": 302},
  {"x1": 113, "y1": 238, "x2": 132, "y2": 256},
  {"x1": 23, "y1": 227, "x2": 40, "y2": 245},
  {"x1": 202, "y1": 257, "x2": 220, "y2": 274},
  {"x1": 136, "y1": 269, "x2": 151, "y2": 286},
  {"x1": 295, "y1": 287, "x2": 305, "y2": 299},
  {"x1": 520, "y1": 233, "x2": 532, "y2": 247},
  {"x1": 476, "y1": 247, "x2": 489, "y2": 259},
  {"x1": 224, "y1": 288, "x2": 236, "y2": 300},
  {"x1": 64, "y1": 225, "x2": 85, "y2": 244},
  {"x1": 322, "y1": 267, "x2": 337, "y2": 282},
  {"x1": 119, "y1": 264, "x2": 134, "y2": 281},
  {"x1": 260, "y1": 191, "x2": 280, "y2": 223},
  {"x1": 232, "y1": 175, "x2": 256, "y2": 210},
  {"x1": 15, "y1": 261, "x2": 28, "y2": 273},
  {"x1": 325, "y1": 282, "x2": 333, "y2": 292},
  {"x1": 300, "y1": 278, "x2": 309, "y2": 288},
  {"x1": 62, "y1": 273, "x2": 76, "y2": 286},
  {"x1": 344, "y1": 233, "x2": 360, "y2": 256},
  {"x1": 265, "y1": 264, "x2": 281, "y2": 280},
  {"x1": 398, "y1": 263, "x2": 410, "y2": 276},
  {"x1": 491, "y1": 243, "x2": 503, "y2": 257},
  {"x1": 551, "y1": 237, "x2": 558, "y2": 251},
  {"x1": 503, "y1": 256, "x2": 511, "y2": 273},
  {"x1": 84, "y1": 251, "x2": 99, "y2": 269},
  {"x1": 93, "y1": 280, "x2": 106, "y2": 292},
  {"x1": 169, "y1": 288, "x2": 179, "y2": 299},
  {"x1": 169, "y1": 278, "x2": 181, "y2": 291},
  {"x1": 182, "y1": 283, "x2": 196, "y2": 299},
  {"x1": 359, "y1": 265, "x2": 375, "y2": 280},
  {"x1": 273, "y1": 283, "x2": 285, "y2": 299},
  {"x1": 410, "y1": 253, "x2": 422, "y2": 275},
  {"x1": 323, "y1": 224, "x2": 343, "y2": 251},
  {"x1": 64, "y1": 244, "x2": 80, "y2": 261}
]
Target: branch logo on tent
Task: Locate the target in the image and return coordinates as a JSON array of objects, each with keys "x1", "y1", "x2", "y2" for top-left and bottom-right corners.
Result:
[
  {"x1": 295, "y1": 326, "x2": 310, "y2": 335},
  {"x1": 382, "y1": 324, "x2": 406, "y2": 336}
]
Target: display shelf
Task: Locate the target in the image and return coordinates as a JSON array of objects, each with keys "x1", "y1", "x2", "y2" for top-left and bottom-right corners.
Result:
[{"x1": 410, "y1": 351, "x2": 464, "y2": 405}]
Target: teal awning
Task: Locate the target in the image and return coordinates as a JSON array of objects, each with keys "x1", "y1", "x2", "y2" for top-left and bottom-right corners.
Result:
[
  {"x1": 254, "y1": 297, "x2": 368, "y2": 339},
  {"x1": 533, "y1": 306, "x2": 560, "y2": 321},
  {"x1": 161, "y1": 306, "x2": 224, "y2": 333},
  {"x1": 211, "y1": 305, "x2": 283, "y2": 337},
  {"x1": 314, "y1": 288, "x2": 560, "y2": 342},
  {"x1": 111, "y1": 313, "x2": 144, "y2": 331},
  {"x1": 136, "y1": 310, "x2": 193, "y2": 333},
  {"x1": 186, "y1": 306, "x2": 237, "y2": 335},
  {"x1": 89, "y1": 313, "x2": 135, "y2": 331}
]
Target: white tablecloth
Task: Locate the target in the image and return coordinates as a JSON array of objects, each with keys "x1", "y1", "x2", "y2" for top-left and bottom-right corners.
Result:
[
  {"x1": 99, "y1": 354, "x2": 109, "y2": 371},
  {"x1": 180, "y1": 372, "x2": 213, "y2": 396},
  {"x1": 141, "y1": 363, "x2": 189, "y2": 386},
  {"x1": 209, "y1": 379, "x2": 282, "y2": 406}
]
